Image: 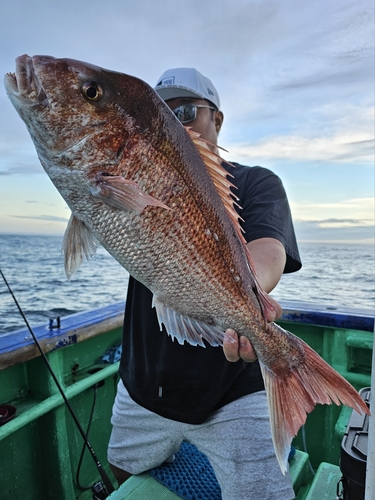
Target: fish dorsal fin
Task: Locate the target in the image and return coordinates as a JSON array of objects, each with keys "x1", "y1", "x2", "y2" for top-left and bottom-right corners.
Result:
[
  {"x1": 152, "y1": 295, "x2": 226, "y2": 347},
  {"x1": 62, "y1": 213, "x2": 100, "y2": 279},
  {"x1": 186, "y1": 127, "x2": 244, "y2": 237},
  {"x1": 187, "y1": 127, "x2": 277, "y2": 320}
]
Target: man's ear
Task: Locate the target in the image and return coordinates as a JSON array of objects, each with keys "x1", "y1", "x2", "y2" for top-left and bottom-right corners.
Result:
[{"x1": 215, "y1": 111, "x2": 224, "y2": 133}]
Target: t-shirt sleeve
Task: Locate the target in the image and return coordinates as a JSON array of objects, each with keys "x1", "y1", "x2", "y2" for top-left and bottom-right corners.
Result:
[{"x1": 230, "y1": 163, "x2": 302, "y2": 273}]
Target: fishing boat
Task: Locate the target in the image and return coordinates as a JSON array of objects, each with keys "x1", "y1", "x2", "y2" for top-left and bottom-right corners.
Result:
[{"x1": 0, "y1": 299, "x2": 373, "y2": 500}]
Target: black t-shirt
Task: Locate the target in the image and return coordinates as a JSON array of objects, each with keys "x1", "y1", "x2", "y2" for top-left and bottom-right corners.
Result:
[{"x1": 119, "y1": 162, "x2": 301, "y2": 424}]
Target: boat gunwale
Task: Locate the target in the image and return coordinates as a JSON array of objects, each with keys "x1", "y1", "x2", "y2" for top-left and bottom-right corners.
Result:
[
  {"x1": 0, "y1": 299, "x2": 373, "y2": 371},
  {"x1": 0, "y1": 301, "x2": 125, "y2": 370}
]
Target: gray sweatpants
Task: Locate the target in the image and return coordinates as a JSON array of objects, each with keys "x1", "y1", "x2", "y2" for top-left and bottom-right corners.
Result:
[{"x1": 108, "y1": 381, "x2": 295, "y2": 500}]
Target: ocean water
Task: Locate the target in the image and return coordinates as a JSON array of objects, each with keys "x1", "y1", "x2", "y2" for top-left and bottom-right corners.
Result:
[
  {"x1": 0, "y1": 233, "x2": 374, "y2": 335},
  {"x1": 272, "y1": 242, "x2": 375, "y2": 312},
  {"x1": 0, "y1": 234, "x2": 129, "y2": 335}
]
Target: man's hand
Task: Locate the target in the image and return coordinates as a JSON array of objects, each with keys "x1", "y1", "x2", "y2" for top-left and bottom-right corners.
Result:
[
  {"x1": 223, "y1": 329, "x2": 257, "y2": 362},
  {"x1": 222, "y1": 294, "x2": 282, "y2": 363}
]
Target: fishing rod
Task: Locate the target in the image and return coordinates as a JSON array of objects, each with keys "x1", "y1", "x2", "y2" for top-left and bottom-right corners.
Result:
[{"x1": 0, "y1": 268, "x2": 115, "y2": 499}]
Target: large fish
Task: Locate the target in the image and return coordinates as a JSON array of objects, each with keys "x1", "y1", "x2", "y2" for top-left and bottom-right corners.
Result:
[{"x1": 5, "y1": 55, "x2": 369, "y2": 474}]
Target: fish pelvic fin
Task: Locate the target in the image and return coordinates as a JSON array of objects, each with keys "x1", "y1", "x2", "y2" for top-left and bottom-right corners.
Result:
[
  {"x1": 62, "y1": 214, "x2": 100, "y2": 279},
  {"x1": 260, "y1": 327, "x2": 370, "y2": 475},
  {"x1": 90, "y1": 173, "x2": 170, "y2": 213},
  {"x1": 152, "y1": 295, "x2": 226, "y2": 347}
]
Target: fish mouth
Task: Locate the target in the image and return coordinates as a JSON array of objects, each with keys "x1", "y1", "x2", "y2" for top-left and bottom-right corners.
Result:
[{"x1": 4, "y1": 54, "x2": 48, "y2": 105}]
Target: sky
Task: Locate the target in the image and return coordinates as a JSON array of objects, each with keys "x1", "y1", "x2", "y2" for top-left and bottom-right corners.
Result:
[{"x1": 0, "y1": 0, "x2": 374, "y2": 245}]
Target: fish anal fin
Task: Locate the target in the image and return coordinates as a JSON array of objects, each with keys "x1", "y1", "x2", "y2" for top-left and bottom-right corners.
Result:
[
  {"x1": 91, "y1": 173, "x2": 171, "y2": 213},
  {"x1": 63, "y1": 214, "x2": 100, "y2": 279},
  {"x1": 152, "y1": 295, "x2": 228, "y2": 347},
  {"x1": 260, "y1": 326, "x2": 370, "y2": 474}
]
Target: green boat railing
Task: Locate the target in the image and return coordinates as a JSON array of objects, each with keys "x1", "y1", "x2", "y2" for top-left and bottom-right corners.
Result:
[{"x1": 0, "y1": 301, "x2": 373, "y2": 500}]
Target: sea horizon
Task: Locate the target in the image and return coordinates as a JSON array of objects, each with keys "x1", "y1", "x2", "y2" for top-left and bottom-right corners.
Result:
[
  {"x1": 1, "y1": 230, "x2": 374, "y2": 246},
  {"x1": 1, "y1": 233, "x2": 374, "y2": 335}
]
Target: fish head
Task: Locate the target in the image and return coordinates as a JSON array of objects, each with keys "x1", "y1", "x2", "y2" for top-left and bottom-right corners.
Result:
[{"x1": 4, "y1": 54, "x2": 171, "y2": 193}]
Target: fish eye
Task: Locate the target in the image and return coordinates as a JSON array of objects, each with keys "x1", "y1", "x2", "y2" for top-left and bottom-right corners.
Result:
[{"x1": 81, "y1": 81, "x2": 103, "y2": 101}]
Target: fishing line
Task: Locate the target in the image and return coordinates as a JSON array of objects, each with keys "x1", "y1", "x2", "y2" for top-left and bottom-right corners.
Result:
[
  {"x1": 0, "y1": 268, "x2": 115, "y2": 498},
  {"x1": 301, "y1": 425, "x2": 316, "y2": 476},
  {"x1": 76, "y1": 384, "x2": 99, "y2": 491}
]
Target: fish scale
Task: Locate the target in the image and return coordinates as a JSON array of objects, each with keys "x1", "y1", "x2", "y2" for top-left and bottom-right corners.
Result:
[{"x1": 5, "y1": 54, "x2": 369, "y2": 474}]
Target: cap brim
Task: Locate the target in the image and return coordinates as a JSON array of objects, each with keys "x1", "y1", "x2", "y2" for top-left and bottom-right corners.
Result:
[{"x1": 155, "y1": 87, "x2": 205, "y2": 102}]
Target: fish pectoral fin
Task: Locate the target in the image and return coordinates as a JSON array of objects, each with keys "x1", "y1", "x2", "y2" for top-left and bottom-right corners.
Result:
[
  {"x1": 260, "y1": 324, "x2": 370, "y2": 475},
  {"x1": 62, "y1": 213, "x2": 100, "y2": 279},
  {"x1": 90, "y1": 173, "x2": 170, "y2": 214},
  {"x1": 152, "y1": 295, "x2": 225, "y2": 347}
]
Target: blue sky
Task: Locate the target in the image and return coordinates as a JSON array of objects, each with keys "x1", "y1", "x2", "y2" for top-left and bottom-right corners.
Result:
[{"x1": 0, "y1": 0, "x2": 373, "y2": 244}]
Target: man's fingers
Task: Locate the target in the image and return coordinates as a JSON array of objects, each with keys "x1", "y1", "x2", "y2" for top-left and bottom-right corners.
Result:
[
  {"x1": 265, "y1": 295, "x2": 282, "y2": 322},
  {"x1": 223, "y1": 329, "x2": 240, "y2": 362},
  {"x1": 238, "y1": 335, "x2": 257, "y2": 362},
  {"x1": 223, "y1": 329, "x2": 258, "y2": 363}
]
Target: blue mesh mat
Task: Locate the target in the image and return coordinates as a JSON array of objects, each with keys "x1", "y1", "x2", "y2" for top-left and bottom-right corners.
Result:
[
  {"x1": 149, "y1": 441, "x2": 296, "y2": 499},
  {"x1": 149, "y1": 441, "x2": 221, "y2": 500}
]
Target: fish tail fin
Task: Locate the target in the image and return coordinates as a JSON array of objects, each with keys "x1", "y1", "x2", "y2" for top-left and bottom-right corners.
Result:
[{"x1": 259, "y1": 328, "x2": 370, "y2": 475}]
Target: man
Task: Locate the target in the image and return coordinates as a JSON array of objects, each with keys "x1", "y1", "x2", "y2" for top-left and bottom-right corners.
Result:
[{"x1": 108, "y1": 68, "x2": 301, "y2": 499}]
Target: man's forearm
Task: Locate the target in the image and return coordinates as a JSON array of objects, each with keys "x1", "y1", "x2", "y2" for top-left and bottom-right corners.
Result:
[
  {"x1": 223, "y1": 237, "x2": 286, "y2": 363},
  {"x1": 246, "y1": 237, "x2": 286, "y2": 293}
]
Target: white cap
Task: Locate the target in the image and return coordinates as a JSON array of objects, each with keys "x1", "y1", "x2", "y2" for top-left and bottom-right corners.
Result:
[{"x1": 154, "y1": 68, "x2": 220, "y2": 109}]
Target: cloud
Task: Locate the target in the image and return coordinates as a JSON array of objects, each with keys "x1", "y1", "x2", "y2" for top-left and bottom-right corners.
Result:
[
  {"x1": 271, "y1": 65, "x2": 372, "y2": 93},
  {"x1": 302, "y1": 218, "x2": 374, "y2": 228},
  {"x1": 25, "y1": 200, "x2": 56, "y2": 207},
  {"x1": 0, "y1": 164, "x2": 43, "y2": 175},
  {"x1": 294, "y1": 219, "x2": 374, "y2": 244},
  {"x1": 290, "y1": 198, "x2": 375, "y2": 222},
  {"x1": 10, "y1": 215, "x2": 69, "y2": 223},
  {"x1": 266, "y1": 1, "x2": 374, "y2": 92},
  {"x1": 224, "y1": 132, "x2": 374, "y2": 164},
  {"x1": 223, "y1": 99, "x2": 374, "y2": 164}
]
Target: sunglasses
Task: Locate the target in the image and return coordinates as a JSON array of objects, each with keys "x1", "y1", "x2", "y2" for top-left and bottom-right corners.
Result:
[{"x1": 171, "y1": 103, "x2": 217, "y2": 124}]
